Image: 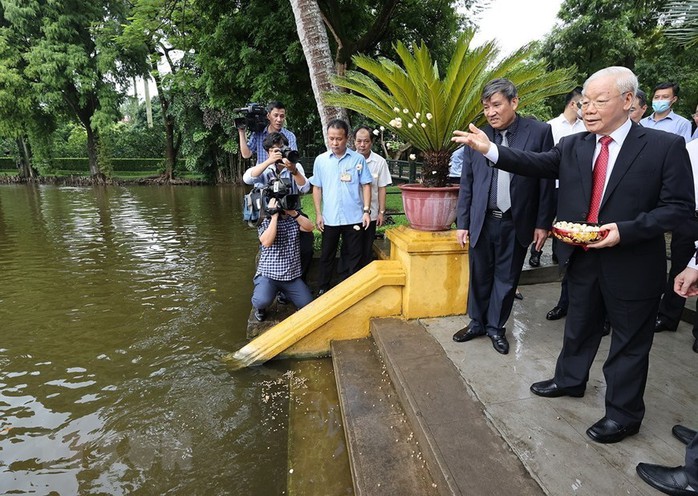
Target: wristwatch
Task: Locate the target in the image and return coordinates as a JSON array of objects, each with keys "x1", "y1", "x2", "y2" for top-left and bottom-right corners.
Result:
[
  {"x1": 291, "y1": 211, "x2": 301, "y2": 219},
  {"x1": 363, "y1": 207, "x2": 371, "y2": 214}
]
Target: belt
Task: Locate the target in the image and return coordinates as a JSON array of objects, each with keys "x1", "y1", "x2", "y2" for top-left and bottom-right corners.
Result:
[{"x1": 488, "y1": 209, "x2": 512, "y2": 219}]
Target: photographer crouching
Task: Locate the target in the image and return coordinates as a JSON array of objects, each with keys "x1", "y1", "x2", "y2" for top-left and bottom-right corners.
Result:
[
  {"x1": 243, "y1": 132, "x2": 313, "y2": 286},
  {"x1": 252, "y1": 196, "x2": 314, "y2": 321}
]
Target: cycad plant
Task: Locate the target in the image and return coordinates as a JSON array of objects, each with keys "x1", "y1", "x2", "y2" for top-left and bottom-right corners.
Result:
[{"x1": 325, "y1": 30, "x2": 576, "y2": 187}]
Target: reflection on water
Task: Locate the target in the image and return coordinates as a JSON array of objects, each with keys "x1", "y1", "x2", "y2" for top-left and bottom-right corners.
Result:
[{"x1": 0, "y1": 184, "x2": 308, "y2": 494}]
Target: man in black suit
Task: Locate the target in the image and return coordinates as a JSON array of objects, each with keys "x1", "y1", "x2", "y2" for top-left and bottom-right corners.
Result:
[
  {"x1": 636, "y1": 256, "x2": 698, "y2": 495},
  {"x1": 452, "y1": 78, "x2": 555, "y2": 355},
  {"x1": 453, "y1": 66, "x2": 695, "y2": 443}
]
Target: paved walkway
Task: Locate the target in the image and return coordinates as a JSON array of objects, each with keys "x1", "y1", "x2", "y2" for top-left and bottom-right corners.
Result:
[{"x1": 421, "y1": 281, "x2": 696, "y2": 496}]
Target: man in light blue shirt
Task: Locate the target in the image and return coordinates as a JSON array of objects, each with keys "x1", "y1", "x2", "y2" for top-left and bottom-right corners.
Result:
[
  {"x1": 640, "y1": 82, "x2": 692, "y2": 142},
  {"x1": 448, "y1": 146, "x2": 463, "y2": 184},
  {"x1": 310, "y1": 119, "x2": 373, "y2": 294}
]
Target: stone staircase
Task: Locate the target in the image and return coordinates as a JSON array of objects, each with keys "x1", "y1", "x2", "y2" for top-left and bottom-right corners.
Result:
[{"x1": 332, "y1": 319, "x2": 543, "y2": 496}]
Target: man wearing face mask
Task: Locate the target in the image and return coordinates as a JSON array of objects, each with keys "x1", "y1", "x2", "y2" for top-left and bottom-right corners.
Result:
[{"x1": 640, "y1": 82, "x2": 692, "y2": 142}]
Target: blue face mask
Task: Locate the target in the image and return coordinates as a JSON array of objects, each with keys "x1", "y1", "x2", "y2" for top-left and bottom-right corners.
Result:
[{"x1": 652, "y1": 100, "x2": 671, "y2": 113}]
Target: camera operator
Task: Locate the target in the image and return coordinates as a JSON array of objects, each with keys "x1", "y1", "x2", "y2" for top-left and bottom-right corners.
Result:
[
  {"x1": 243, "y1": 132, "x2": 309, "y2": 194},
  {"x1": 238, "y1": 101, "x2": 297, "y2": 164},
  {"x1": 251, "y1": 197, "x2": 314, "y2": 322}
]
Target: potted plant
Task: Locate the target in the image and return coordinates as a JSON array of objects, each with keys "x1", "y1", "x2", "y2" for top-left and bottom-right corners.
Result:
[{"x1": 325, "y1": 29, "x2": 574, "y2": 231}]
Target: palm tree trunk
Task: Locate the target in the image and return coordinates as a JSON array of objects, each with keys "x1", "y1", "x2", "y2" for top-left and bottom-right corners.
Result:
[{"x1": 289, "y1": 0, "x2": 348, "y2": 145}]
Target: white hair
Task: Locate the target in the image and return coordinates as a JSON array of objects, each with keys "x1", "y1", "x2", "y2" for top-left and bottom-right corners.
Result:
[{"x1": 583, "y1": 66, "x2": 638, "y2": 97}]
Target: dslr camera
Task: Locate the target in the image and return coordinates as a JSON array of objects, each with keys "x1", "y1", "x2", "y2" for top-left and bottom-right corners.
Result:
[
  {"x1": 263, "y1": 178, "x2": 300, "y2": 215},
  {"x1": 275, "y1": 145, "x2": 300, "y2": 164},
  {"x1": 233, "y1": 103, "x2": 267, "y2": 133}
]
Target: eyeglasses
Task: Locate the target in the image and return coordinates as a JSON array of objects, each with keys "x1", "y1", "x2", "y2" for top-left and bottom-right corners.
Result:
[{"x1": 578, "y1": 91, "x2": 631, "y2": 110}]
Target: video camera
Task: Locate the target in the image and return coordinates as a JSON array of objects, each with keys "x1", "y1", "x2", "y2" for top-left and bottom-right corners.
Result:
[
  {"x1": 263, "y1": 178, "x2": 300, "y2": 215},
  {"x1": 233, "y1": 103, "x2": 268, "y2": 133}
]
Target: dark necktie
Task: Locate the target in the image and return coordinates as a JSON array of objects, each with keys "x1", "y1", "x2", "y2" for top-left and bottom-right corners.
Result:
[{"x1": 586, "y1": 135, "x2": 613, "y2": 223}]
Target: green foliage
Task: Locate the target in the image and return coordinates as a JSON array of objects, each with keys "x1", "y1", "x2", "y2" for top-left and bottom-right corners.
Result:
[
  {"x1": 662, "y1": 0, "x2": 698, "y2": 47},
  {"x1": 326, "y1": 30, "x2": 575, "y2": 185},
  {"x1": 51, "y1": 157, "x2": 163, "y2": 172},
  {"x1": 539, "y1": 0, "x2": 698, "y2": 117}
]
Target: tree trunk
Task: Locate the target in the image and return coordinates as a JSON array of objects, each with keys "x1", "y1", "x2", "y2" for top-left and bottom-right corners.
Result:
[
  {"x1": 16, "y1": 137, "x2": 34, "y2": 179},
  {"x1": 421, "y1": 149, "x2": 451, "y2": 188},
  {"x1": 163, "y1": 115, "x2": 175, "y2": 181},
  {"x1": 152, "y1": 67, "x2": 175, "y2": 181},
  {"x1": 85, "y1": 125, "x2": 101, "y2": 178},
  {"x1": 289, "y1": 0, "x2": 348, "y2": 146}
]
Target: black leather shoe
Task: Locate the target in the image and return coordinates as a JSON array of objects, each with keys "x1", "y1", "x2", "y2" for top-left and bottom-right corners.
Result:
[
  {"x1": 530, "y1": 379, "x2": 584, "y2": 398},
  {"x1": 586, "y1": 416, "x2": 641, "y2": 443},
  {"x1": 514, "y1": 291, "x2": 523, "y2": 300},
  {"x1": 490, "y1": 334, "x2": 509, "y2": 354},
  {"x1": 529, "y1": 253, "x2": 541, "y2": 267},
  {"x1": 636, "y1": 463, "x2": 698, "y2": 495},
  {"x1": 655, "y1": 317, "x2": 678, "y2": 333},
  {"x1": 673, "y1": 425, "x2": 698, "y2": 445},
  {"x1": 254, "y1": 308, "x2": 266, "y2": 322},
  {"x1": 453, "y1": 323, "x2": 486, "y2": 342},
  {"x1": 693, "y1": 337, "x2": 698, "y2": 354},
  {"x1": 546, "y1": 306, "x2": 567, "y2": 320},
  {"x1": 602, "y1": 320, "x2": 611, "y2": 336}
]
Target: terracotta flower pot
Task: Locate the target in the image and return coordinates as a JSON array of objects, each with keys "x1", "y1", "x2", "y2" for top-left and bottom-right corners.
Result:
[{"x1": 398, "y1": 183, "x2": 459, "y2": 231}]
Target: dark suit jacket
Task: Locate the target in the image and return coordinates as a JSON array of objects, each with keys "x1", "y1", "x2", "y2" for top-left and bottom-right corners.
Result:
[
  {"x1": 456, "y1": 116, "x2": 556, "y2": 247},
  {"x1": 496, "y1": 122, "x2": 695, "y2": 300}
]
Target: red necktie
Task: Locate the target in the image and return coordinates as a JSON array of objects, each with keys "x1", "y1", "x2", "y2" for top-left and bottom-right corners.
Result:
[{"x1": 586, "y1": 136, "x2": 613, "y2": 223}]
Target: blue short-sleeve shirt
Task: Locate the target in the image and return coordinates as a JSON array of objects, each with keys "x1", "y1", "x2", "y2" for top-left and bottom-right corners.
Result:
[
  {"x1": 309, "y1": 148, "x2": 372, "y2": 226},
  {"x1": 247, "y1": 127, "x2": 298, "y2": 164}
]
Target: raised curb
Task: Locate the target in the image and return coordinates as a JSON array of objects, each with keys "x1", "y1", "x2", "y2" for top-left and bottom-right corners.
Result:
[
  {"x1": 332, "y1": 338, "x2": 439, "y2": 496},
  {"x1": 372, "y1": 318, "x2": 544, "y2": 496}
]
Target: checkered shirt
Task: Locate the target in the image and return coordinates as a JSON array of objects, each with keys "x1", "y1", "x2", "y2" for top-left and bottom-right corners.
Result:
[{"x1": 256, "y1": 215, "x2": 302, "y2": 281}]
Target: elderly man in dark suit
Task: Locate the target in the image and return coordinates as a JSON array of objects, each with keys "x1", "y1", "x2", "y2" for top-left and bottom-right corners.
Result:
[
  {"x1": 454, "y1": 66, "x2": 694, "y2": 443},
  {"x1": 452, "y1": 78, "x2": 555, "y2": 355}
]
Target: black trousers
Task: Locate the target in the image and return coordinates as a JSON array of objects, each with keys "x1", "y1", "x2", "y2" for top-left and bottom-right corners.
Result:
[
  {"x1": 554, "y1": 249, "x2": 659, "y2": 425},
  {"x1": 657, "y1": 219, "x2": 698, "y2": 330},
  {"x1": 317, "y1": 223, "x2": 363, "y2": 291},
  {"x1": 360, "y1": 220, "x2": 377, "y2": 268},
  {"x1": 468, "y1": 213, "x2": 527, "y2": 337}
]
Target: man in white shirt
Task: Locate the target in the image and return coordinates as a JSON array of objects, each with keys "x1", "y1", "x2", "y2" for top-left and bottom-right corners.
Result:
[
  {"x1": 352, "y1": 126, "x2": 392, "y2": 267},
  {"x1": 539, "y1": 88, "x2": 587, "y2": 321},
  {"x1": 530, "y1": 87, "x2": 586, "y2": 268}
]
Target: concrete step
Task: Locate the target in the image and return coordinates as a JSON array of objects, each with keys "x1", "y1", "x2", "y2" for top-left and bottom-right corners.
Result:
[
  {"x1": 371, "y1": 318, "x2": 544, "y2": 496},
  {"x1": 332, "y1": 338, "x2": 439, "y2": 496}
]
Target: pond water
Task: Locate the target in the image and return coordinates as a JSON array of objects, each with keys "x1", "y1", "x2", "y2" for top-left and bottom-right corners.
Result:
[{"x1": 0, "y1": 184, "x2": 340, "y2": 495}]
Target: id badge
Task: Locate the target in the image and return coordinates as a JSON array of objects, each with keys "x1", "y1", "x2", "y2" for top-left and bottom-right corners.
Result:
[{"x1": 340, "y1": 173, "x2": 351, "y2": 182}]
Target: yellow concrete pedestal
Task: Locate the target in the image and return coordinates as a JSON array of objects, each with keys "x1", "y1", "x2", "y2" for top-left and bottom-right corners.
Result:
[
  {"x1": 225, "y1": 226, "x2": 469, "y2": 367},
  {"x1": 386, "y1": 225, "x2": 469, "y2": 319}
]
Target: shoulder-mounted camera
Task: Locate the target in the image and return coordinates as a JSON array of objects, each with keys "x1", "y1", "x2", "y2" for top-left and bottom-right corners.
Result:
[{"x1": 234, "y1": 103, "x2": 268, "y2": 133}]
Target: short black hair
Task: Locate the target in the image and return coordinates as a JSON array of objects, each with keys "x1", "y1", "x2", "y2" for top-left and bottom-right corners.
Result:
[
  {"x1": 266, "y1": 101, "x2": 286, "y2": 113},
  {"x1": 565, "y1": 86, "x2": 583, "y2": 106},
  {"x1": 353, "y1": 125, "x2": 374, "y2": 139},
  {"x1": 653, "y1": 82, "x2": 680, "y2": 97},
  {"x1": 327, "y1": 119, "x2": 349, "y2": 137},
  {"x1": 635, "y1": 89, "x2": 647, "y2": 108},
  {"x1": 262, "y1": 132, "x2": 289, "y2": 151}
]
